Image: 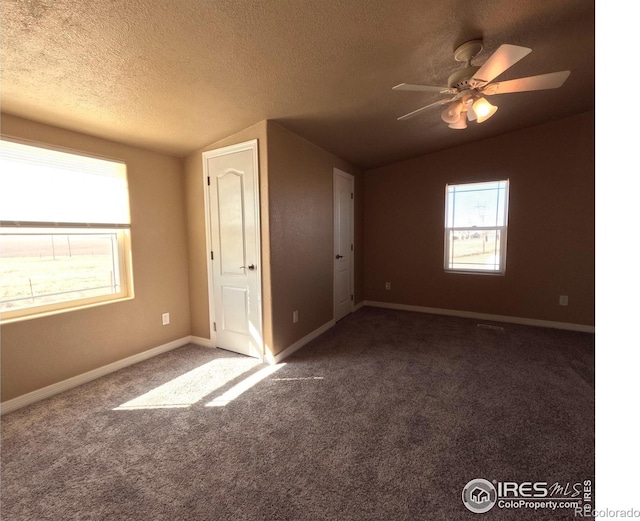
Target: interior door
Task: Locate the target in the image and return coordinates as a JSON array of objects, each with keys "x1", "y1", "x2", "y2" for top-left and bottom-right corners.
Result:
[
  {"x1": 333, "y1": 168, "x2": 354, "y2": 322},
  {"x1": 204, "y1": 141, "x2": 262, "y2": 359}
]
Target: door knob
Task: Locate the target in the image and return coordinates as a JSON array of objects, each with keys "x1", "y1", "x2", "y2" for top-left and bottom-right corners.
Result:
[
  {"x1": 240, "y1": 264, "x2": 256, "y2": 270},
  {"x1": 335, "y1": 254, "x2": 344, "y2": 259}
]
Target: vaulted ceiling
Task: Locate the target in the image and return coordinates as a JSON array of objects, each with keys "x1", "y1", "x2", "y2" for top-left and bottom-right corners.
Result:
[{"x1": 1, "y1": 0, "x2": 595, "y2": 170}]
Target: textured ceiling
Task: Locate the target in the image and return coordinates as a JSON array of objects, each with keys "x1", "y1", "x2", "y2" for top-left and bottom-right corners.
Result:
[{"x1": 1, "y1": 0, "x2": 595, "y2": 169}]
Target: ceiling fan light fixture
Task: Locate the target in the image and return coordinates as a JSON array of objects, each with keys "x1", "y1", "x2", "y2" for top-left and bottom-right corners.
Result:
[
  {"x1": 472, "y1": 97, "x2": 498, "y2": 123},
  {"x1": 465, "y1": 98, "x2": 477, "y2": 121},
  {"x1": 448, "y1": 112, "x2": 468, "y2": 129},
  {"x1": 441, "y1": 101, "x2": 463, "y2": 124}
]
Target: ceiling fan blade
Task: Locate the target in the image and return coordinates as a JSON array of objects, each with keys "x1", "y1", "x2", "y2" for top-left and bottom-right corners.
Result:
[
  {"x1": 471, "y1": 44, "x2": 532, "y2": 85},
  {"x1": 393, "y1": 83, "x2": 451, "y2": 93},
  {"x1": 482, "y1": 70, "x2": 571, "y2": 95},
  {"x1": 397, "y1": 98, "x2": 455, "y2": 121}
]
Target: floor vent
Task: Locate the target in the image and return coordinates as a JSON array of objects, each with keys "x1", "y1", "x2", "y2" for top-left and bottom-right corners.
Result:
[{"x1": 477, "y1": 324, "x2": 505, "y2": 331}]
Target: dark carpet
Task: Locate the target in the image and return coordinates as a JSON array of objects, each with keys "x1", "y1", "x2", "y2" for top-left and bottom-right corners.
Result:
[{"x1": 1, "y1": 307, "x2": 595, "y2": 520}]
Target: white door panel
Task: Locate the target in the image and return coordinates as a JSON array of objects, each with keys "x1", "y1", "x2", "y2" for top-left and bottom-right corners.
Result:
[
  {"x1": 217, "y1": 172, "x2": 246, "y2": 276},
  {"x1": 221, "y1": 286, "x2": 249, "y2": 334}
]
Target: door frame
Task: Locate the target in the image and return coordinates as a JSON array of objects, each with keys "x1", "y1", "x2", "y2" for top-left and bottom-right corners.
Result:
[
  {"x1": 202, "y1": 139, "x2": 263, "y2": 359},
  {"x1": 333, "y1": 167, "x2": 355, "y2": 322}
]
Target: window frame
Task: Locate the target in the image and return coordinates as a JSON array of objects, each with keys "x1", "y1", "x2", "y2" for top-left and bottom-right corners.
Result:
[
  {"x1": 443, "y1": 179, "x2": 510, "y2": 275},
  {"x1": 0, "y1": 138, "x2": 134, "y2": 324}
]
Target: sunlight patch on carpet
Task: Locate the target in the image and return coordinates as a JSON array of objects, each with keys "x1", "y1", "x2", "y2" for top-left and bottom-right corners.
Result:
[
  {"x1": 272, "y1": 376, "x2": 324, "y2": 381},
  {"x1": 113, "y1": 356, "x2": 261, "y2": 410},
  {"x1": 205, "y1": 363, "x2": 285, "y2": 407}
]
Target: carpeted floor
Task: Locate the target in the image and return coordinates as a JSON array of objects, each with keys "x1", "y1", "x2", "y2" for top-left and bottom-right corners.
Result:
[{"x1": 1, "y1": 307, "x2": 595, "y2": 520}]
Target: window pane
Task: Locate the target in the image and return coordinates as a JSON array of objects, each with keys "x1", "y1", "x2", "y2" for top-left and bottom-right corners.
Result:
[
  {"x1": 448, "y1": 229, "x2": 502, "y2": 271},
  {"x1": 0, "y1": 232, "x2": 121, "y2": 313},
  {"x1": 446, "y1": 181, "x2": 507, "y2": 228},
  {"x1": 444, "y1": 180, "x2": 509, "y2": 274}
]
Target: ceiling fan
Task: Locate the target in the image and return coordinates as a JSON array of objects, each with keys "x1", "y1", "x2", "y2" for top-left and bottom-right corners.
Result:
[{"x1": 393, "y1": 39, "x2": 570, "y2": 129}]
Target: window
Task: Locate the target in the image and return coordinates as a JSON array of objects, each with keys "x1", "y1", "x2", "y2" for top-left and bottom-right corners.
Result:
[
  {"x1": 0, "y1": 139, "x2": 133, "y2": 323},
  {"x1": 444, "y1": 180, "x2": 509, "y2": 274}
]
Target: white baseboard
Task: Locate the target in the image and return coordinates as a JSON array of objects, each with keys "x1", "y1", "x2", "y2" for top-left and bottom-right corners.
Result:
[
  {"x1": 265, "y1": 319, "x2": 336, "y2": 365},
  {"x1": 1, "y1": 336, "x2": 192, "y2": 415},
  {"x1": 1, "y1": 302, "x2": 592, "y2": 415},
  {"x1": 354, "y1": 301, "x2": 365, "y2": 312},
  {"x1": 363, "y1": 301, "x2": 595, "y2": 333},
  {"x1": 190, "y1": 335, "x2": 215, "y2": 348}
]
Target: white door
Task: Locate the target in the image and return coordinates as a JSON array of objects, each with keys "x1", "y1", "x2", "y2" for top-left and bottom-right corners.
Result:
[
  {"x1": 203, "y1": 140, "x2": 262, "y2": 359},
  {"x1": 333, "y1": 168, "x2": 354, "y2": 322}
]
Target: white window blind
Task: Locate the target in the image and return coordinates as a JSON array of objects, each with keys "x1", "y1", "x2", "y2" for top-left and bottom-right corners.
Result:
[{"x1": 0, "y1": 139, "x2": 130, "y2": 226}]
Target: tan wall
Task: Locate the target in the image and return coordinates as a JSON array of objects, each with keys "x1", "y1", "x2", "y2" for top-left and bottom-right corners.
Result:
[
  {"x1": 363, "y1": 111, "x2": 595, "y2": 326},
  {"x1": 184, "y1": 120, "x2": 363, "y2": 358},
  {"x1": 183, "y1": 121, "x2": 271, "y2": 348},
  {"x1": 266, "y1": 121, "x2": 362, "y2": 355},
  {"x1": 1, "y1": 114, "x2": 191, "y2": 401}
]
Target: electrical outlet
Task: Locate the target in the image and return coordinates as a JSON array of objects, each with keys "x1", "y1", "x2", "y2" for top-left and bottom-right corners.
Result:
[
  {"x1": 293, "y1": 310, "x2": 298, "y2": 323},
  {"x1": 559, "y1": 295, "x2": 569, "y2": 306},
  {"x1": 162, "y1": 312, "x2": 170, "y2": 325},
  {"x1": 385, "y1": 282, "x2": 391, "y2": 290}
]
